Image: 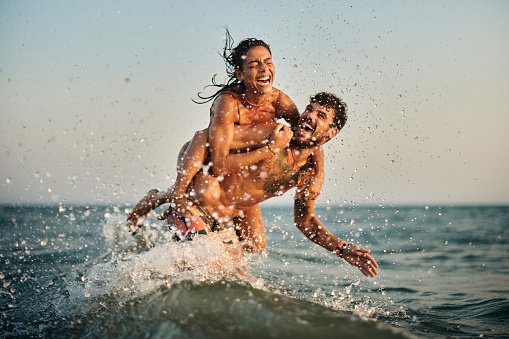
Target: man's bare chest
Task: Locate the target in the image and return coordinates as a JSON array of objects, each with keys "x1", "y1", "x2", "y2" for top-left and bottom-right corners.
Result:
[{"x1": 261, "y1": 148, "x2": 313, "y2": 195}]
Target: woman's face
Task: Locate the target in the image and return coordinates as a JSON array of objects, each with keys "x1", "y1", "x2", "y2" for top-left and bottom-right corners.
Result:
[{"x1": 235, "y1": 45, "x2": 275, "y2": 95}]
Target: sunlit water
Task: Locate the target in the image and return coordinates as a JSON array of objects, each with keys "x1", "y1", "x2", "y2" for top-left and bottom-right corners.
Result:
[{"x1": 0, "y1": 204, "x2": 507, "y2": 338}]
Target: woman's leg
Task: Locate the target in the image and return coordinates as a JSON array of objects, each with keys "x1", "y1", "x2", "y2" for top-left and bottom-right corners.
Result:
[
  {"x1": 173, "y1": 128, "x2": 209, "y2": 197},
  {"x1": 170, "y1": 129, "x2": 211, "y2": 216}
]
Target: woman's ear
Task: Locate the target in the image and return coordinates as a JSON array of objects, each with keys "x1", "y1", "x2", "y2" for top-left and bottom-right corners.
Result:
[{"x1": 234, "y1": 68, "x2": 243, "y2": 82}]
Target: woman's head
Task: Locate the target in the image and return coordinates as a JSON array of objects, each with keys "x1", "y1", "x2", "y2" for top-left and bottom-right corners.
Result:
[
  {"x1": 226, "y1": 37, "x2": 272, "y2": 74},
  {"x1": 233, "y1": 45, "x2": 275, "y2": 95},
  {"x1": 195, "y1": 28, "x2": 274, "y2": 103}
]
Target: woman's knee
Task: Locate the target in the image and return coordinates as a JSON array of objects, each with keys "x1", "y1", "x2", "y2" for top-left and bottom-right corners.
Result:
[{"x1": 194, "y1": 176, "x2": 220, "y2": 205}]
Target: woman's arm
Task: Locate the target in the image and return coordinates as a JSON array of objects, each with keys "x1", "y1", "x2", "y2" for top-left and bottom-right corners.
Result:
[
  {"x1": 275, "y1": 91, "x2": 300, "y2": 129},
  {"x1": 208, "y1": 94, "x2": 292, "y2": 177}
]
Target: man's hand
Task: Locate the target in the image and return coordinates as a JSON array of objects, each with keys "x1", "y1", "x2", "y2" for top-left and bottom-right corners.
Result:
[
  {"x1": 268, "y1": 123, "x2": 293, "y2": 154},
  {"x1": 341, "y1": 245, "x2": 379, "y2": 278}
]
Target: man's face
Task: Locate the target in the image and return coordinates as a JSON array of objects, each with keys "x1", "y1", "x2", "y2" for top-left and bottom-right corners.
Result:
[{"x1": 292, "y1": 102, "x2": 338, "y2": 147}]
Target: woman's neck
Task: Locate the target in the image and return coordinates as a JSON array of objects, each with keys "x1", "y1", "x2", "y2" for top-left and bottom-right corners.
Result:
[{"x1": 243, "y1": 89, "x2": 274, "y2": 106}]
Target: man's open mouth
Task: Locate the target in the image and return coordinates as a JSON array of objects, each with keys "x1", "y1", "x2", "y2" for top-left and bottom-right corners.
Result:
[{"x1": 297, "y1": 120, "x2": 315, "y2": 136}]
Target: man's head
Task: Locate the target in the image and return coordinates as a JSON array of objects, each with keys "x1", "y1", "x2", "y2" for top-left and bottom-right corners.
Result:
[
  {"x1": 292, "y1": 92, "x2": 348, "y2": 147},
  {"x1": 310, "y1": 92, "x2": 347, "y2": 131}
]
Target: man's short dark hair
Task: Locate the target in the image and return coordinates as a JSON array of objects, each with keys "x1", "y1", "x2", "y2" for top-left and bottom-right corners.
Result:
[{"x1": 310, "y1": 92, "x2": 348, "y2": 131}]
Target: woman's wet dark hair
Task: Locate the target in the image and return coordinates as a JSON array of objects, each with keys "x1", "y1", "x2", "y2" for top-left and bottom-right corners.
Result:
[{"x1": 194, "y1": 28, "x2": 271, "y2": 104}]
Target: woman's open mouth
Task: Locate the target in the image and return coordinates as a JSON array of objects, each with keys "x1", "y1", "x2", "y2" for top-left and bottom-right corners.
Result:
[{"x1": 256, "y1": 76, "x2": 271, "y2": 86}]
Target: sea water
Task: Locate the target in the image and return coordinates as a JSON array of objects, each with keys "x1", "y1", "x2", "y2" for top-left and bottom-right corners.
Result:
[{"x1": 0, "y1": 204, "x2": 507, "y2": 338}]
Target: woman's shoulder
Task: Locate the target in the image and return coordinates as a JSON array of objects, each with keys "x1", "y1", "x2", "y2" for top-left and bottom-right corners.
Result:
[
  {"x1": 273, "y1": 89, "x2": 298, "y2": 118},
  {"x1": 209, "y1": 90, "x2": 242, "y2": 120},
  {"x1": 273, "y1": 88, "x2": 292, "y2": 102},
  {"x1": 214, "y1": 88, "x2": 242, "y2": 103}
]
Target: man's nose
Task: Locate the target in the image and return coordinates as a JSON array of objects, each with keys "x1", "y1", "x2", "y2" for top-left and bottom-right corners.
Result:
[{"x1": 306, "y1": 110, "x2": 318, "y2": 119}]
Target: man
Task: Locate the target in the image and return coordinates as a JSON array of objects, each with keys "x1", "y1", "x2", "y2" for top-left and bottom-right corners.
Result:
[{"x1": 128, "y1": 92, "x2": 378, "y2": 278}]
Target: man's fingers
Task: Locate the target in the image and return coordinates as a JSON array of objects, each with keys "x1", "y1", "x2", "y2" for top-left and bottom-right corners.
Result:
[
  {"x1": 360, "y1": 265, "x2": 377, "y2": 278},
  {"x1": 370, "y1": 257, "x2": 379, "y2": 268},
  {"x1": 346, "y1": 251, "x2": 379, "y2": 277}
]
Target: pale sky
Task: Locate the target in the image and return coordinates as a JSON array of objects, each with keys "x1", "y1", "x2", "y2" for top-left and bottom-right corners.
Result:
[{"x1": 1, "y1": 0, "x2": 508, "y2": 206}]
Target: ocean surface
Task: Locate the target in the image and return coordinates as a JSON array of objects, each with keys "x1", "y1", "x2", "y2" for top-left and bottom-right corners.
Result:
[{"x1": 0, "y1": 204, "x2": 507, "y2": 338}]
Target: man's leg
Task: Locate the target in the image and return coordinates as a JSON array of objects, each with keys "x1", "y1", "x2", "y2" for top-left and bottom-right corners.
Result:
[{"x1": 235, "y1": 205, "x2": 266, "y2": 253}]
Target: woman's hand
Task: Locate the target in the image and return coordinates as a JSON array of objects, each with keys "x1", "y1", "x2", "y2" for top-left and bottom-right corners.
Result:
[{"x1": 268, "y1": 123, "x2": 293, "y2": 154}]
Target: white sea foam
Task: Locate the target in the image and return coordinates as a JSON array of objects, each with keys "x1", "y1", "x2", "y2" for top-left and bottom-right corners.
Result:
[{"x1": 67, "y1": 212, "x2": 257, "y2": 305}]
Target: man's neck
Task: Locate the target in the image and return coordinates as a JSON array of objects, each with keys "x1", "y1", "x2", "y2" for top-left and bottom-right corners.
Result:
[{"x1": 289, "y1": 144, "x2": 320, "y2": 162}]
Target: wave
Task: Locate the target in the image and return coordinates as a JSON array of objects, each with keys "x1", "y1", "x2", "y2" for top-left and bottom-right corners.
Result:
[
  {"x1": 53, "y1": 280, "x2": 415, "y2": 339},
  {"x1": 35, "y1": 220, "x2": 413, "y2": 339}
]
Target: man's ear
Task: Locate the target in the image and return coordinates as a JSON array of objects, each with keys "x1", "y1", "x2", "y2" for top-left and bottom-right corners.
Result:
[{"x1": 326, "y1": 127, "x2": 338, "y2": 141}]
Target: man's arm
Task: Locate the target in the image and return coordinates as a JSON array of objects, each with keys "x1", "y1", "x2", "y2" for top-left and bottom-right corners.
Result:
[
  {"x1": 294, "y1": 196, "x2": 379, "y2": 278},
  {"x1": 208, "y1": 95, "x2": 292, "y2": 177},
  {"x1": 298, "y1": 149, "x2": 325, "y2": 200}
]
